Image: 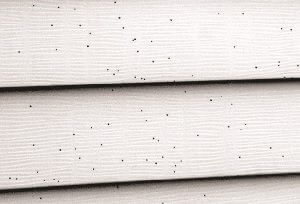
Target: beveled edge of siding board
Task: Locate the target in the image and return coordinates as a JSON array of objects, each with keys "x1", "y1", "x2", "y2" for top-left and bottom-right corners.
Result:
[
  {"x1": 1, "y1": 172, "x2": 300, "y2": 193},
  {"x1": 0, "y1": 77, "x2": 298, "y2": 93}
]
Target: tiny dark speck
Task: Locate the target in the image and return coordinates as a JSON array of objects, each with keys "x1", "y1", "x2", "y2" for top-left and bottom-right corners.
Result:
[
  {"x1": 40, "y1": 197, "x2": 42, "y2": 200},
  {"x1": 29, "y1": 105, "x2": 32, "y2": 107},
  {"x1": 18, "y1": 51, "x2": 21, "y2": 53},
  {"x1": 118, "y1": 16, "x2": 121, "y2": 19},
  {"x1": 59, "y1": 149, "x2": 62, "y2": 151},
  {"x1": 210, "y1": 99, "x2": 212, "y2": 102},
  {"x1": 87, "y1": 45, "x2": 90, "y2": 48},
  {"x1": 270, "y1": 147, "x2": 272, "y2": 149}
]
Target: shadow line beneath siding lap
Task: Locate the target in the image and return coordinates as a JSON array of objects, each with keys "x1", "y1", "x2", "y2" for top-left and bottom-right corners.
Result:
[
  {"x1": 1, "y1": 172, "x2": 300, "y2": 194},
  {"x1": 0, "y1": 78, "x2": 299, "y2": 93}
]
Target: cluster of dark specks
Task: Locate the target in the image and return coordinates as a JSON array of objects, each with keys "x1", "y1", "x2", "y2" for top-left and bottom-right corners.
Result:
[
  {"x1": 281, "y1": 27, "x2": 294, "y2": 31},
  {"x1": 106, "y1": 68, "x2": 120, "y2": 77}
]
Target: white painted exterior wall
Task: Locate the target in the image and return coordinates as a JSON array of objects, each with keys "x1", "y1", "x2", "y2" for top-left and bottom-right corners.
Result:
[{"x1": 0, "y1": 0, "x2": 299, "y2": 202}]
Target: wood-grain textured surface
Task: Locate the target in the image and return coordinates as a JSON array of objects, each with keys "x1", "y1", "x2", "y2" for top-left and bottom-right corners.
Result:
[
  {"x1": 0, "y1": 0, "x2": 300, "y2": 87},
  {"x1": 1, "y1": 176, "x2": 300, "y2": 203},
  {"x1": 0, "y1": 82, "x2": 300, "y2": 190}
]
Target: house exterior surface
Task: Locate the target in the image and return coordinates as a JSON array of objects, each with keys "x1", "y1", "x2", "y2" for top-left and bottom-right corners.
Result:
[{"x1": 0, "y1": 0, "x2": 300, "y2": 203}]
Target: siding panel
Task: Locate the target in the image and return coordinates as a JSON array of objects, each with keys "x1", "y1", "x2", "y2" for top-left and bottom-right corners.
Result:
[
  {"x1": 0, "y1": 0, "x2": 300, "y2": 87},
  {"x1": 0, "y1": 82, "x2": 300, "y2": 190}
]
